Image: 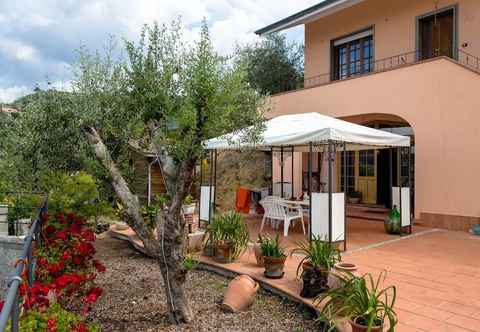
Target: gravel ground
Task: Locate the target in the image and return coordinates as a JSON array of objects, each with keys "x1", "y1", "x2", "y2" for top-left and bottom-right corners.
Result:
[{"x1": 89, "y1": 237, "x2": 317, "y2": 332}]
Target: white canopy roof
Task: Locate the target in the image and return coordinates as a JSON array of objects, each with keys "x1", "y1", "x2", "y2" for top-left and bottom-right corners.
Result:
[{"x1": 204, "y1": 112, "x2": 410, "y2": 151}]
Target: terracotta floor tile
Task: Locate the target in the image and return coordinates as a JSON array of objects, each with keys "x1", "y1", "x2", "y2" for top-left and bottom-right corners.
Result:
[{"x1": 445, "y1": 315, "x2": 480, "y2": 332}]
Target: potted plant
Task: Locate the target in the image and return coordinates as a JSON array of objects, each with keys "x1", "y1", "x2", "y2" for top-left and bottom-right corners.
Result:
[
  {"x1": 203, "y1": 211, "x2": 249, "y2": 263},
  {"x1": 291, "y1": 236, "x2": 341, "y2": 298},
  {"x1": 347, "y1": 191, "x2": 362, "y2": 204},
  {"x1": 471, "y1": 223, "x2": 480, "y2": 235},
  {"x1": 259, "y1": 235, "x2": 286, "y2": 279},
  {"x1": 182, "y1": 194, "x2": 196, "y2": 215},
  {"x1": 315, "y1": 271, "x2": 398, "y2": 332}
]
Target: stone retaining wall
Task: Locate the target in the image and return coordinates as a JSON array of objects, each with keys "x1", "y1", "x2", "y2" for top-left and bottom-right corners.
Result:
[{"x1": 0, "y1": 235, "x2": 24, "y2": 298}]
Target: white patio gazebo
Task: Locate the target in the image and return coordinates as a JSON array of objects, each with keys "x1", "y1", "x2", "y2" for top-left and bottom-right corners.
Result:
[{"x1": 202, "y1": 112, "x2": 412, "y2": 250}]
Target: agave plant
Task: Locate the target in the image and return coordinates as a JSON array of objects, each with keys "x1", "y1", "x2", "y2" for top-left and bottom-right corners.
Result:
[
  {"x1": 291, "y1": 235, "x2": 341, "y2": 277},
  {"x1": 315, "y1": 271, "x2": 398, "y2": 332},
  {"x1": 204, "y1": 211, "x2": 249, "y2": 260}
]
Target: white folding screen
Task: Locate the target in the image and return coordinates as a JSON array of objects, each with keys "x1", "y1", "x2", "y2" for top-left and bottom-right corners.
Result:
[
  {"x1": 200, "y1": 186, "x2": 215, "y2": 221},
  {"x1": 400, "y1": 187, "x2": 411, "y2": 227},
  {"x1": 310, "y1": 192, "x2": 345, "y2": 242}
]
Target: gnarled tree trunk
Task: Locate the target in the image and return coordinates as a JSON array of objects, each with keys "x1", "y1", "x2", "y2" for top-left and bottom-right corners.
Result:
[
  {"x1": 84, "y1": 125, "x2": 194, "y2": 323},
  {"x1": 155, "y1": 157, "x2": 196, "y2": 324}
]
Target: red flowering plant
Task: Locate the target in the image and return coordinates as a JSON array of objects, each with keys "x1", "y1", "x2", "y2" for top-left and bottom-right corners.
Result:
[
  {"x1": 30, "y1": 212, "x2": 106, "y2": 313},
  {"x1": 10, "y1": 211, "x2": 106, "y2": 330}
]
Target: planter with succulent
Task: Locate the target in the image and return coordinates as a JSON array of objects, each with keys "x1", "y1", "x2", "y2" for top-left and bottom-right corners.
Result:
[
  {"x1": 347, "y1": 191, "x2": 362, "y2": 204},
  {"x1": 203, "y1": 211, "x2": 249, "y2": 263},
  {"x1": 182, "y1": 194, "x2": 196, "y2": 215},
  {"x1": 259, "y1": 235, "x2": 286, "y2": 279},
  {"x1": 291, "y1": 236, "x2": 341, "y2": 298},
  {"x1": 315, "y1": 271, "x2": 398, "y2": 332}
]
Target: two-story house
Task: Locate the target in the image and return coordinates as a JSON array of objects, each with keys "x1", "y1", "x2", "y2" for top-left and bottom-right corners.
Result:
[{"x1": 257, "y1": 0, "x2": 480, "y2": 231}]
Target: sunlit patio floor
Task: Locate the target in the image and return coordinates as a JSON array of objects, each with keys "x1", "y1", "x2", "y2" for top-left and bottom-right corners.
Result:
[
  {"x1": 200, "y1": 229, "x2": 480, "y2": 332},
  {"x1": 244, "y1": 213, "x2": 430, "y2": 252}
]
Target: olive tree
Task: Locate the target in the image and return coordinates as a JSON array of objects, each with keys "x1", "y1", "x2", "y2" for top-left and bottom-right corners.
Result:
[
  {"x1": 71, "y1": 20, "x2": 265, "y2": 323},
  {"x1": 235, "y1": 33, "x2": 304, "y2": 95}
]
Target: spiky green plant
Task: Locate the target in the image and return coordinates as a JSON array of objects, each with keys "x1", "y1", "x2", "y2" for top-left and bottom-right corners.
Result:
[
  {"x1": 259, "y1": 234, "x2": 285, "y2": 258},
  {"x1": 204, "y1": 211, "x2": 249, "y2": 260},
  {"x1": 315, "y1": 271, "x2": 398, "y2": 332},
  {"x1": 291, "y1": 235, "x2": 341, "y2": 276}
]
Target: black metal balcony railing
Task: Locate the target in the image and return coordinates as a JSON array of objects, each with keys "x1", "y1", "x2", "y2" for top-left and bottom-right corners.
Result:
[
  {"x1": 282, "y1": 49, "x2": 480, "y2": 93},
  {"x1": 0, "y1": 192, "x2": 48, "y2": 332}
]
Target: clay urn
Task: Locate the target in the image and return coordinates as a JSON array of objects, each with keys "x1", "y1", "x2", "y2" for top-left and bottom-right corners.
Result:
[
  {"x1": 328, "y1": 262, "x2": 359, "y2": 289},
  {"x1": 221, "y1": 275, "x2": 259, "y2": 312}
]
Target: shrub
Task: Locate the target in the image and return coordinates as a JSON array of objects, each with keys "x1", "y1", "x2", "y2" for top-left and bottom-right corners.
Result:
[
  {"x1": 39, "y1": 172, "x2": 112, "y2": 220},
  {"x1": 8, "y1": 303, "x2": 99, "y2": 332}
]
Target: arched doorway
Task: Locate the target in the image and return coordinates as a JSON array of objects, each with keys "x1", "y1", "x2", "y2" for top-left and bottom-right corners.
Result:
[{"x1": 338, "y1": 113, "x2": 414, "y2": 211}]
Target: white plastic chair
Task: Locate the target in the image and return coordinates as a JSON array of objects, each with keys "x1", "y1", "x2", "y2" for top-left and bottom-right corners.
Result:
[{"x1": 259, "y1": 196, "x2": 305, "y2": 237}]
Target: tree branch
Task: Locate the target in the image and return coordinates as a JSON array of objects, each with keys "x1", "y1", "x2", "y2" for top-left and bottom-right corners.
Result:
[{"x1": 83, "y1": 125, "x2": 159, "y2": 257}]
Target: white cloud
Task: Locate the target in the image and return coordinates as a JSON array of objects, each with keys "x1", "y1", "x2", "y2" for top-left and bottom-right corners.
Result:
[
  {"x1": 0, "y1": 0, "x2": 320, "y2": 96},
  {"x1": 0, "y1": 86, "x2": 31, "y2": 103},
  {"x1": 0, "y1": 38, "x2": 37, "y2": 62}
]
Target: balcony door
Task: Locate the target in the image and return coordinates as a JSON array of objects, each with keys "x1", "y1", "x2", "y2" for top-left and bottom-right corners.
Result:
[
  {"x1": 333, "y1": 29, "x2": 373, "y2": 80},
  {"x1": 418, "y1": 7, "x2": 455, "y2": 60}
]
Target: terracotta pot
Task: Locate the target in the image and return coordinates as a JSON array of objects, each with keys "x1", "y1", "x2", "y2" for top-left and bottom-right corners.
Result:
[
  {"x1": 350, "y1": 319, "x2": 382, "y2": 332},
  {"x1": 328, "y1": 262, "x2": 359, "y2": 289},
  {"x1": 215, "y1": 241, "x2": 233, "y2": 263},
  {"x1": 252, "y1": 242, "x2": 264, "y2": 266},
  {"x1": 263, "y1": 255, "x2": 286, "y2": 279},
  {"x1": 114, "y1": 221, "x2": 130, "y2": 231},
  {"x1": 221, "y1": 275, "x2": 259, "y2": 312}
]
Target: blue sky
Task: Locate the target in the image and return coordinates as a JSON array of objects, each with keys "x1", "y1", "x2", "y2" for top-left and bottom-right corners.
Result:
[{"x1": 0, "y1": 0, "x2": 319, "y2": 103}]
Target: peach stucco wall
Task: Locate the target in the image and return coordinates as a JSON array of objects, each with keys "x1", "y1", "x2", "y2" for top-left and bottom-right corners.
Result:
[
  {"x1": 272, "y1": 152, "x2": 303, "y2": 198},
  {"x1": 305, "y1": 0, "x2": 480, "y2": 78},
  {"x1": 268, "y1": 58, "x2": 480, "y2": 220}
]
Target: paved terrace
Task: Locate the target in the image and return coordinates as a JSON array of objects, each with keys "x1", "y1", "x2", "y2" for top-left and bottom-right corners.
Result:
[{"x1": 110, "y1": 221, "x2": 480, "y2": 332}]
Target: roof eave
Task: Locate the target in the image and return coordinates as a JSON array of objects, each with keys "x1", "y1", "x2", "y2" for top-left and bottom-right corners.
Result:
[{"x1": 255, "y1": 0, "x2": 365, "y2": 36}]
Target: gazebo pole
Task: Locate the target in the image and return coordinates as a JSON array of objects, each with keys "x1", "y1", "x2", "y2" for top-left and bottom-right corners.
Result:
[
  {"x1": 291, "y1": 146, "x2": 294, "y2": 199},
  {"x1": 280, "y1": 146, "x2": 284, "y2": 198},
  {"x1": 213, "y1": 149, "x2": 218, "y2": 217},
  {"x1": 317, "y1": 152, "x2": 321, "y2": 192},
  {"x1": 198, "y1": 153, "x2": 203, "y2": 229},
  {"x1": 408, "y1": 145, "x2": 412, "y2": 234},
  {"x1": 343, "y1": 142, "x2": 347, "y2": 251},
  {"x1": 389, "y1": 148, "x2": 393, "y2": 209},
  {"x1": 208, "y1": 150, "x2": 213, "y2": 224},
  {"x1": 270, "y1": 147, "x2": 273, "y2": 195},
  {"x1": 328, "y1": 140, "x2": 333, "y2": 243},
  {"x1": 308, "y1": 142, "x2": 313, "y2": 242}
]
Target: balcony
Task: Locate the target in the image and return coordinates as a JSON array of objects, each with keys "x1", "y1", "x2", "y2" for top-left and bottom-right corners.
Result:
[{"x1": 280, "y1": 49, "x2": 480, "y2": 94}]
